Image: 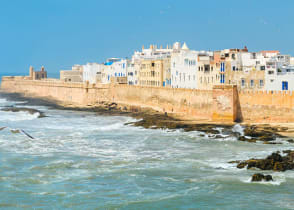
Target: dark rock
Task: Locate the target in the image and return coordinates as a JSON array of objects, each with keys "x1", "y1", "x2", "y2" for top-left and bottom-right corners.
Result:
[
  {"x1": 287, "y1": 139, "x2": 294, "y2": 143},
  {"x1": 266, "y1": 153, "x2": 283, "y2": 162},
  {"x1": 251, "y1": 173, "x2": 273, "y2": 182},
  {"x1": 238, "y1": 136, "x2": 257, "y2": 143},
  {"x1": 237, "y1": 162, "x2": 247, "y2": 169},
  {"x1": 228, "y1": 160, "x2": 241, "y2": 164},
  {"x1": 263, "y1": 142, "x2": 282, "y2": 145},
  {"x1": 242, "y1": 125, "x2": 283, "y2": 143},
  {"x1": 231, "y1": 151, "x2": 294, "y2": 172}
]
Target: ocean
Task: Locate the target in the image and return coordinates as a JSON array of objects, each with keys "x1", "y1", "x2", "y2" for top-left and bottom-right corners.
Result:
[{"x1": 0, "y1": 90, "x2": 294, "y2": 209}]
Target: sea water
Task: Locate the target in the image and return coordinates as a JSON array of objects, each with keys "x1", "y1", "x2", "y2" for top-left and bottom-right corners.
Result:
[{"x1": 0, "y1": 94, "x2": 294, "y2": 209}]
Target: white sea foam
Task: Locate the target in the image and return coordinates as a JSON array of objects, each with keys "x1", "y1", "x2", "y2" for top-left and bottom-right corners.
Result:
[
  {"x1": 232, "y1": 124, "x2": 244, "y2": 136},
  {"x1": 0, "y1": 110, "x2": 40, "y2": 122},
  {"x1": 0, "y1": 98, "x2": 8, "y2": 104}
]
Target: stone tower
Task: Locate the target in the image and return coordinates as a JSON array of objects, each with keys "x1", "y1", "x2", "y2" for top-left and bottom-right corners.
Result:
[{"x1": 29, "y1": 66, "x2": 34, "y2": 78}]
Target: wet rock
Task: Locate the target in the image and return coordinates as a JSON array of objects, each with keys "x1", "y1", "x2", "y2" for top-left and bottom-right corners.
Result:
[
  {"x1": 10, "y1": 129, "x2": 20, "y2": 134},
  {"x1": 1, "y1": 107, "x2": 46, "y2": 118},
  {"x1": 251, "y1": 173, "x2": 273, "y2": 182},
  {"x1": 263, "y1": 142, "x2": 282, "y2": 145},
  {"x1": 240, "y1": 125, "x2": 285, "y2": 143},
  {"x1": 238, "y1": 136, "x2": 257, "y2": 143},
  {"x1": 231, "y1": 151, "x2": 294, "y2": 172},
  {"x1": 237, "y1": 162, "x2": 248, "y2": 169},
  {"x1": 228, "y1": 160, "x2": 241, "y2": 164},
  {"x1": 287, "y1": 139, "x2": 294, "y2": 143}
]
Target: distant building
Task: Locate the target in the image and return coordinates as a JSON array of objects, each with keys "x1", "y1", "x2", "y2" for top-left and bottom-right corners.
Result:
[
  {"x1": 83, "y1": 63, "x2": 103, "y2": 84},
  {"x1": 291, "y1": 57, "x2": 294, "y2": 65},
  {"x1": 171, "y1": 42, "x2": 206, "y2": 89},
  {"x1": 29, "y1": 66, "x2": 47, "y2": 80},
  {"x1": 197, "y1": 51, "x2": 220, "y2": 90},
  {"x1": 139, "y1": 59, "x2": 170, "y2": 87},
  {"x1": 126, "y1": 61, "x2": 138, "y2": 85},
  {"x1": 60, "y1": 65, "x2": 83, "y2": 82},
  {"x1": 101, "y1": 58, "x2": 127, "y2": 84},
  {"x1": 265, "y1": 59, "x2": 294, "y2": 90}
]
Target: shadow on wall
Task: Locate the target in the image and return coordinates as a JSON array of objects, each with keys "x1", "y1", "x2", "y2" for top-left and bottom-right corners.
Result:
[{"x1": 235, "y1": 90, "x2": 243, "y2": 123}]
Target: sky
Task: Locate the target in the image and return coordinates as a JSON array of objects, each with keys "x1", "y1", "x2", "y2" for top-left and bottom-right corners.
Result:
[{"x1": 0, "y1": 0, "x2": 294, "y2": 77}]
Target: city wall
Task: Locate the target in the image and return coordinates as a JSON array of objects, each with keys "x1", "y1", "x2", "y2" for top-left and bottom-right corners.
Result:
[{"x1": 3, "y1": 76, "x2": 294, "y2": 123}]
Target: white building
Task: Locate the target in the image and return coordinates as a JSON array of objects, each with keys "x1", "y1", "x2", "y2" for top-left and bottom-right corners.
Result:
[
  {"x1": 265, "y1": 64, "x2": 294, "y2": 91},
  {"x1": 132, "y1": 44, "x2": 174, "y2": 62},
  {"x1": 83, "y1": 63, "x2": 103, "y2": 84},
  {"x1": 171, "y1": 43, "x2": 210, "y2": 89},
  {"x1": 264, "y1": 54, "x2": 294, "y2": 91},
  {"x1": 126, "y1": 61, "x2": 139, "y2": 85},
  {"x1": 101, "y1": 58, "x2": 128, "y2": 84},
  {"x1": 291, "y1": 57, "x2": 294, "y2": 65}
]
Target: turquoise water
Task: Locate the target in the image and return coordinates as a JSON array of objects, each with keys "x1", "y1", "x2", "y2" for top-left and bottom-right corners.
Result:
[{"x1": 0, "y1": 95, "x2": 294, "y2": 209}]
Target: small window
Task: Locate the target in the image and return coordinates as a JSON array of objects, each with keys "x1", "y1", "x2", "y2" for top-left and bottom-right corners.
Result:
[
  {"x1": 241, "y1": 79, "x2": 245, "y2": 87},
  {"x1": 259, "y1": 80, "x2": 264, "y2": 87},
  {"x1": 250, "y1": 80, "x2": 254, "y2": 87}
]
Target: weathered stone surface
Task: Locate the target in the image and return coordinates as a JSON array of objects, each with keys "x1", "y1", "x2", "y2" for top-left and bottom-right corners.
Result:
[
  {"x1": 232, "y1": 151, "x2": 294, "y2": 172},
  {"x1": 251, "y1": 173, "x2": 273, "y2": 182},
  {"x1": 237, "y1": 125, "x2": 284, "y2": 143}
]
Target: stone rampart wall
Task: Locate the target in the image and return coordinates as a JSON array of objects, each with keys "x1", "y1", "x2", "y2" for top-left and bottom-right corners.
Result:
[{"x1": 4, "y1": 77, "x2": 294, "y2": 122}]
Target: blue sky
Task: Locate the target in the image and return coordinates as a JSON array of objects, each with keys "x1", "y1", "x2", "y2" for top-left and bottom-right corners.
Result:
[{"x1": 1, "y1": 0, "x2": 293, "y2": 77}]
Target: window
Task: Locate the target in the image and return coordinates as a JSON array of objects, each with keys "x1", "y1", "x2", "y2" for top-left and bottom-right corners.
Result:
[
  {"x1": 282, "y1": 81, "x2": 288, "y2": 90},
  {"x1": 260, "y1": 66, "x2": 265, "y2": 70},
  {"x1": 232, "y1": 66, "x2": 236, "y2": 71},
  {"x1": 250, "y1": 80, "x2": 254, "y2": 87},
  {"x1": 259, "y1": 80, "x2": 264, "y2": 87},
  {"x1": 204, "y1": 65, "x2": 210, "y2": 72},
  {"x1": 241, "y1": 79, "x2": 245, "y2": 87},
  {"x1": 152, "y1": 62, "x2": 155, "y2": 67},
  {"x1": 220, "y1": 74, "x2": 225, "y2": 84}
]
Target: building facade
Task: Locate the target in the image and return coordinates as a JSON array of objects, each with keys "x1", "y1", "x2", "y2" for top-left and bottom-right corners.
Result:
[
  {"x1": 171, "y1": 43, "x2": 202, "y2": 89},
  {"x1": 139, "y1": 59, "x2": 170, "y2": 87},
  {"x1": 29, "y1": 66, "x2": 47, "y2": 80},
  {"x1": 101, "y1": 58, "x2": 128, "y2": 84},
  {"x1": 60, "y1": 65, "x2": 83, "y2": 82},
  {"x1": 83, "y1": 63, "x2": 103, "y2": 84}
]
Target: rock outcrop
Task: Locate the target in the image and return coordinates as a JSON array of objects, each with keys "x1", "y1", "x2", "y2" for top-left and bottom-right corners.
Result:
[
  {"x1": 251, "y1": 173, "x2": 273, "y2": 182},
  {"x1": 235, "y1": 151, "x2": 294, "y2": 172}
]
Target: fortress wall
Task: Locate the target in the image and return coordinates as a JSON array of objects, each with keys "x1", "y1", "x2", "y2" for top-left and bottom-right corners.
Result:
[
  {"x1": 238, "y1": 90, "x2": 294, "y2": 122},
  {"x1": 5, "y1": 77, "x2": 294, "y2": 123},
  {"x1": 110, "y1": 84, "x2": 214, "y2": 119},
  {"x1": 0, "y1": 77, "x2": 217, "y2": 121}
]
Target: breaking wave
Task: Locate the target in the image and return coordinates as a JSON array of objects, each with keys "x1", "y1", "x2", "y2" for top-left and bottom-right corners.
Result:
[{"x1": 0, "y1": 110, "x2": 40, "y2": 122}]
